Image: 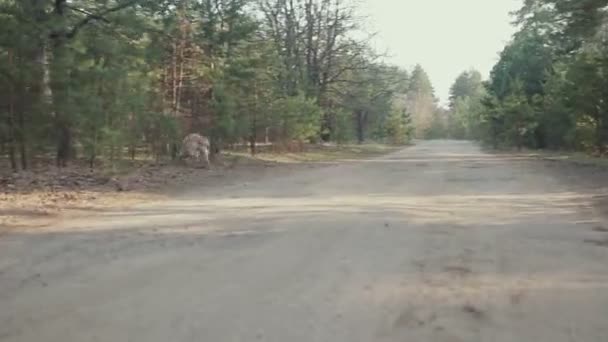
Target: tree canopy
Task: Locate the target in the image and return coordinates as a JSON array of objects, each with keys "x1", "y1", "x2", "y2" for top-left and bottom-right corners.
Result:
[
  {"x1": 0, "y1": 0, "x2": 419, "y2": 171},
  {"x1": 442, "y1": 0, "x2": 608, "y2": 153}
]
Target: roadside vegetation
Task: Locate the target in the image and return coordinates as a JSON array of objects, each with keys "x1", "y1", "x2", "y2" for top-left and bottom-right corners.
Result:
[
  {"x1": 437, "y1": 1, "x2": 608, "y2": 156},
  {"x1": 0, "y1": 0, "x2": 416, "y2": 175},
  {"x1": 4, "y1": 1, "x2": 608, "y2": 226}
]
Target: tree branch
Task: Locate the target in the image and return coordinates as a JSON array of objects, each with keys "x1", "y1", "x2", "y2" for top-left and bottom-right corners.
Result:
[
  {"x1": 65, "y1": 0, "x2": 141, "y2": 39},
  {"x1": 65, "y1": 5, "x2": 111, "y2": 24}
]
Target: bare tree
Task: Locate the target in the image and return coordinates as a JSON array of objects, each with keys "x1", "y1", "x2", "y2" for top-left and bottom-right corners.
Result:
[{"x1": 259, "y1": 0, "x2": 372, "y2": 139}]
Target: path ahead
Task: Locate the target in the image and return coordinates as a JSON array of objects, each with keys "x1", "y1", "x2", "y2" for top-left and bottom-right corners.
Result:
[{"x1": 2, "y1": 140, "x2": 608, "y2": 341}]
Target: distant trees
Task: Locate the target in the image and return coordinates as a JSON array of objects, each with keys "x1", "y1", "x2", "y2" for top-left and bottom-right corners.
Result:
[
  {"x1": 449, "y1": 70, "x2": 483, "y2": 107},
  {"x1": 446, "y1": 69, "x2": 485, "y2": 140},
  {"x1": 405, "y1": 65, "x2": 437, "y2": 138},
  {"x1": 385, "y1": 108, "x2": 413, "y2": 145}
]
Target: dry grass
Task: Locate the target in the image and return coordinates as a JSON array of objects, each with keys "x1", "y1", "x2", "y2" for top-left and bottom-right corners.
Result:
[
  {"x1": 486, "y1": 146, "x2": 608, "y2": 169},
  {"x1": 226, "y1": 143, "x2": 402, "y2": 163},
  {"x1": 1, "y1": 143, "x2": 401, "y2": 231},
  {"x1": 537, "y1": 151, "x2": 608, "y2": 168}
]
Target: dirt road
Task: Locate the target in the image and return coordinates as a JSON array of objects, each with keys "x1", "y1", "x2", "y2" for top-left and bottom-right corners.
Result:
[{"x1": 2, "y1": 140, "x2": 608, "y2": 341}]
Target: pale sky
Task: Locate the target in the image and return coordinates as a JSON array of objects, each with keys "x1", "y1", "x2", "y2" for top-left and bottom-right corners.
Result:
[{"x1": 361, "y1": 0, "x2": 522, "y2": 105}]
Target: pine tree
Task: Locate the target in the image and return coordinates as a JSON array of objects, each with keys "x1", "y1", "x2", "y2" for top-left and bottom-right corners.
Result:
[{"x1": 406, "y1": 65, "x2": 437, "y2": 138}]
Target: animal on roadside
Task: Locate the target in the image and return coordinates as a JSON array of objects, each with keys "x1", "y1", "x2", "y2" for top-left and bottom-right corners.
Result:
[{"x1": 181, "y1": 133, "x2": 211, "y2": 168}]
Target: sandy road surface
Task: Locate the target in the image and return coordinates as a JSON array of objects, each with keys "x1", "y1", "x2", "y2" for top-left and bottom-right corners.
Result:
[{"x1": 2, "y1": 140, "x2": 608, "y2": 341}]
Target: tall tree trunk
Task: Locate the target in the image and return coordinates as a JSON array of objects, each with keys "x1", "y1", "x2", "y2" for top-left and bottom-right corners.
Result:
[
  {"x1": 249, "y1": 132, "x2": 257, "y2": 156},
  {"x1": 89, "y1": 138, "x2": 97, "y2": 169},
  {"x1": 7, "y1": 50, "x2": 17, "y2": 171},
  {"x1": 250, "y1": 84, "x2": 259, "y2": 156},
  {"x1": 597, "y1": 114, "x2": 605, "y2": 154},
  {"x1": 56, "y1": 121, "x2": 72, "y2": 167},
  {"x1": 15, "y1": 48, "x2": 28, "y2": 170},
  {"x1": 52, "y1": 42, "x2": 74, "y2": 167},
  {"x1": 172, "y1": 42, "x2": 178, "y2": 114},
  {"x1": 356, "y1": 110, "x2": 366, "y2": 144},
  {"x1": 6, "y1": 131, "x2": 17, "y2": 172},
  {"x1": 491, "y1": 119, "x2": 499, "y2": 150},
  {"x1": 33, "y1": 39, "x2": 64, "y2": 166},
  {"x1": 40, "y1": 43, "x2": 53, "y2": 109},
  {"x1": 172, "y1": 33, "x2": 186, "y2": 161},
  {"x1": 18, "y1": 108, "x2": 27, "y2": 170},
  {"x1": 175, "y1": 18, "x2": 186, "y2": 117}
]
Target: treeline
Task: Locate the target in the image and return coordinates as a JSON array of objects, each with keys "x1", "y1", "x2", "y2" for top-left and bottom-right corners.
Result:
[
  {"x1": 0, "y1": 0, "x2": 417, "y2": 172},
  {"x1": 446, "y1": 0, "x2": 608, "y2": 153}
]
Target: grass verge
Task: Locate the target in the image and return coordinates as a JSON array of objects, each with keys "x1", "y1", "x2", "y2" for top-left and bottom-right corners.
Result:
[{"x1": 225, "y1": 143, "x2": 403, "y2": 164}]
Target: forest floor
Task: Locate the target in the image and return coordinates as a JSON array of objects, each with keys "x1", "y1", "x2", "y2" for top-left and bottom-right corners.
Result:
[{"x1": 0, "y1": 144, "x2": 398, "y2": 232}]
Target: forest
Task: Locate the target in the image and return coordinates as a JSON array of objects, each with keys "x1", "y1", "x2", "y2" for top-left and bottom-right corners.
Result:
[
  {"x1": 0, "y1": 0, "x2": 443, "y2": 172},
  {"x1": 3, "y1": 0, "x2": 608, "y2": 173},
  {"x1": 446, "y1": 0, "x2": 608, "y2": 154}
]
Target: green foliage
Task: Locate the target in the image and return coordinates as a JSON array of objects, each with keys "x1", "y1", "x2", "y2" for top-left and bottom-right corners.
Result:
[
  {"x1": 333, "y1": 109, "x2": 355, "y2": 144},
  {"x1": 406, "y1": 65, "x2": 438, "y2": 138},
  {"x1": 448, "y1": 97, "x2": 471, "y2": 139},
  {"x1": 385, "y1": 109, "x2": 414, "y2": 145},
  {"x1": 500, "y1": 81, "x2": 538, "y2": 148},
  {"x1": 488, "y1": 30, "x2": 553, "y2": 101},
  {"x1": 477, "y1": 0, "x2": 608, "y2": 153},
  {"x1": 145, "y1": 112, "x2": 181, "y2": 159},
  {"x1": 210, "y1": 82, "x2": 247, "y2": 145},
  {"x1": 447, "y1": 69, "x2": 486, "y2": 140},
  {"x1": 272, "y1": 95, "x2": 323, "y2": 142},
  {"x1": 566, "y1": 41, "x2": 608, "y2": 151},
  {"x1": 477, "y1": 81, "x2": 538, "y2": 149},
  {"x1": 336, "y1": 62, "x2": 411, "y2": 143},
  {"x1": 425, "y1": 109, "x2": 448, "y2": 140},
  {"x1": 0, "y1": 0, "x2": 415, "y2": 168},
  {"x1": 536, "y1": 65, "x2": 576, "y2": 149},
  {"x1": 449, "y1": 70, "x2": 484, "y2": 108}
]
